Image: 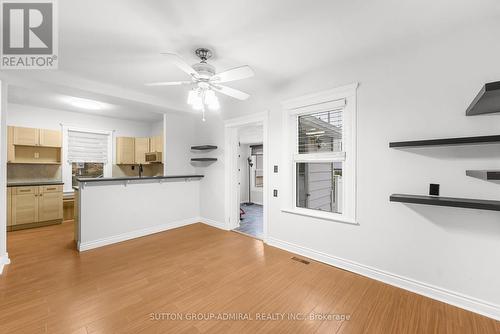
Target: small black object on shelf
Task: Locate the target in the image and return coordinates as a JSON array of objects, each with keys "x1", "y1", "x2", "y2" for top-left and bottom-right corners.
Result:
[
  {"x1": 191, "y1": 145, "x2": 218, "y2": 150},
  {"x1": 191, "y1": 158, "x2": 217, "y2": 162},
  {"x1": 390, "y1": 194, "x2": 500, "y2": 211},
  {"x1": 429, "y1": 184, "x2": 440, "y2": 196},
  {"x1": 466, "y1": 170, "x2": 500, "y2": 180},
  {"x1": 466, "y1": 81, "x2": 500, "y2": 116},
  {"x1": 389, "y1": 135, "x2": 500, "y2": 148}
]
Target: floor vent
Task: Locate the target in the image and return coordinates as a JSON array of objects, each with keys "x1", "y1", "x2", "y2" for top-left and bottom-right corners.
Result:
[{"x1": 291, "y1": 256, "x2": 310, "y2": 265}]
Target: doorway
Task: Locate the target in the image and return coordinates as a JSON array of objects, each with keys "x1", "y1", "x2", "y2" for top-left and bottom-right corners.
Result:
[
  {"x1": 237, "y1": 139, "x2": 264, "y2": 239},
  {"x1": 224, "y1": 112, "x2": 269, "y2": 241}
]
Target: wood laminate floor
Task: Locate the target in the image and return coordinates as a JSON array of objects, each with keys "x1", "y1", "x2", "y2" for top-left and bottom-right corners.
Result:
[{"x1": 0, "y1": 222, "x2": 498, "y2": 334}]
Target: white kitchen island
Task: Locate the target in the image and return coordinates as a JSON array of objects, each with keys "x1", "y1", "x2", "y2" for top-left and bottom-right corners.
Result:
[{"x1": 74, "y1": 175, "x2": 203, "y2": 251}]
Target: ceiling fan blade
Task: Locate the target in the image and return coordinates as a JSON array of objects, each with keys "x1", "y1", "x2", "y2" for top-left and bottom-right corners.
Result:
[
  {"x1": 145, "y1": 81, "x2": 192, "y2": 86},
  {"x1": 211, "y1": 65, "x2": 254, "y2": 83},
  {"x1": 211, "y1": 84, "x2": 250, "y2": 100},
  {"x1": 160, "y1": 52, "x2": 198, "y2": 77}
]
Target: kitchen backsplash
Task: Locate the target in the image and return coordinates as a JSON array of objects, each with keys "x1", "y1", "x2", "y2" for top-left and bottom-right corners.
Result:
[
  {"x1": 112, "y1": 164, "x2": 163, "y2": 178},
  {"x1": 7, "y1": 164, "x2": 62, "y2": 182}
]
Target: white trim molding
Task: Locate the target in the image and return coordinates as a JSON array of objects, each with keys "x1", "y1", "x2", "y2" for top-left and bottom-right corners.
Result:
[
  {"x1": 0, "y1": 253, "x2": 10, "y2": 274},
  {"x1": 199, "y1": 217, "x2": 228, "y2": 230},
  {"x1": 281, "y1": 83, "x2": 358, "y2": 225},
  {"x1": 78, "y1": 218, "x2": 198, "y2": 251},
  {"x1": 266, "y1": 237, "x2": 500, "y2": 321},
  {"x1": 224, "y1": 111, "x2": 270, "y2": 240}
]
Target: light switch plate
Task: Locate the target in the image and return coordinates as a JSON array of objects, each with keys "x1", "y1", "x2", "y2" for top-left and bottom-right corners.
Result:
[
  {"x1": 274, "y1": 165, "x2": 278, "y2": 173},
  {"x1": 273, "y1": 189, "x2": 278, "y2": 197}
]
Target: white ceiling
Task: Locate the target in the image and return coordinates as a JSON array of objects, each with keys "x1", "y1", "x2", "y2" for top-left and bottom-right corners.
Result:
[{"x1": 2, "y1": 0, "x2": 498, "y2": 121}]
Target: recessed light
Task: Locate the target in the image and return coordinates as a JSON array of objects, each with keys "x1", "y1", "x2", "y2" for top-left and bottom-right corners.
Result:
[{"x1": 66, "y1": 97, "x2": 107, "y2": 110}]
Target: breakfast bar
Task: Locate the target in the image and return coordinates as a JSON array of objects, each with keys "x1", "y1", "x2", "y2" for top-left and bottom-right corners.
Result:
[{"x1": 75, "y1": 175, "x2": 204, "y2": 251}]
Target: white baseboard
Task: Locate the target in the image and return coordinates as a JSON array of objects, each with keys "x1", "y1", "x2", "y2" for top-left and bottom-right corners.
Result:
[
  {"x1": 78, "y1": 218, "x2": 198, "y2": 251},
  {"x1": 266, "y1": 237, "x2": 500, "y2": 321},
  {"x1": 198, "y1": 217, "x2": 229, "y2": 230},
  {"x1": 0, "y1": 253, "x2": 10, "y2": 275}
]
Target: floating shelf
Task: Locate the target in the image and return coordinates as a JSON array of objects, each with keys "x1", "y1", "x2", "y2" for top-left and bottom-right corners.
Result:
[
  {"x1": 389, "y1": 135, "x2": 500, "y2": 148},
  {"x1": 466, "y1": 170, "x2": 500, "y2": 180},
  {"x1": 390, "y1": 194, "x2": 500, "y2": 211},
  {"x1": 191, "y1": 158, "x2": 217, "y2": 162},
  {"x1": 466, "y1": 81, "x2": 500, "y2": 116},
  {"x1": 191, "y1": 145, "x2": 218, "y2": 150}
]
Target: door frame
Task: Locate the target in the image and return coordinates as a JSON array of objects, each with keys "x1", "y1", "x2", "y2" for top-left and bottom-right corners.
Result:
[{"x1": 224, "y1": 111, "x2": 269, "y2": 241}]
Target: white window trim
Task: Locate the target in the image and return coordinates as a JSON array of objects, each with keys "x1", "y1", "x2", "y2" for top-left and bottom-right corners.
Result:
[
  {"x1": 281, "y1": 83, "x2": 358, "y2": 225},
  {"x1": 62, "y1": 125, "x2": 114, "y2": 193}
]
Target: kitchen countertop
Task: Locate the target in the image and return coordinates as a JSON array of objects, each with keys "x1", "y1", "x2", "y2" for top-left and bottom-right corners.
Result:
[
  {"x1": 76, "y1": 175, "x2": 204, "y2": 183},
  {"x1": 7, "y1": 180, "x2": 64, "y2": 187}
]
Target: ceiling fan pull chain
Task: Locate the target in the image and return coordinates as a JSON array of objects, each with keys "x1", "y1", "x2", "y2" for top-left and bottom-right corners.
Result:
[{"x1": 202, "y1": 108, "x2": 206, "y2": 122}]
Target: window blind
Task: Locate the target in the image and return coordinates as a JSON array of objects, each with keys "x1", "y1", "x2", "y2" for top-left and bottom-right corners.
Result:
[{"x1": 68, "y1": 130, "x2": 109, "y2": 163}]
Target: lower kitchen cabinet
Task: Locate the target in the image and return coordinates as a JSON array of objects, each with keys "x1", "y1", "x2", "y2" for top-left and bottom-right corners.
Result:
[{"x1": 9, "y1": 185, "x2": 63, "y2": 231}]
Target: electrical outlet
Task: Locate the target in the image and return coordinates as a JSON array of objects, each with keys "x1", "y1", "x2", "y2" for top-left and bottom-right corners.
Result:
[
  {"x1": 429, "y1": 184, "x2": 440, "y2": 196},
  {"x1": 34, "y1": 152, "x2": 40, "y2": 159}
]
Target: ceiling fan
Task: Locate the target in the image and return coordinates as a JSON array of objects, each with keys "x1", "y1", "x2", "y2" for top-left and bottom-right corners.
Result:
[{"x1": 146, "y1": 48, "x2": 254, "y2": 121}]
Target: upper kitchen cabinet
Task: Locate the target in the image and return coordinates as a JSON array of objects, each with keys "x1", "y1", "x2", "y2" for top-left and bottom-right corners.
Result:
[
  {"x1": 150, "y1": 134, "x2": 164, "y2": 154},
  {"x1": 13, "y1": 126, "x2": 39, "y2": 146},
  {"x1": 134, "y1": 137, "x2": 150, "y2": 164},
  {"x1": 39, "y1": 129, "x2": 62, "y2": 147},
  {"x1": 12, "y1": 126, "x2": 62, "y2": 147},
  {"x1": 8, "y1": 126, "x2": 62, "y2": 164},
  {"x1": 116, "y1": 137, "x2": 135, "y2": 164}
]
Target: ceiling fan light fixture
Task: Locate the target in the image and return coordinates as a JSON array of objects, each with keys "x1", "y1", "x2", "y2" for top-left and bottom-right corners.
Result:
[{"x1": 187, "y1": 89, "x2": 197, "y2": 105}]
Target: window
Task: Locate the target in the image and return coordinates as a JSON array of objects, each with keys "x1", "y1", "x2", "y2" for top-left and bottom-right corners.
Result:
[
  {"x1": 283, "y1": 83, "x2": 357, "y2": 224},
  {"x1": 62, "y1": 127, "x2": 113, "y2": 192}
]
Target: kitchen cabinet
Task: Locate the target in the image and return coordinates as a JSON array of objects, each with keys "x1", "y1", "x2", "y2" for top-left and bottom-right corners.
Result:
[
  {"x1": 8, "y1": 126, "x2": 62, "y2": 164},
  {"x1": 11, "y1": 187, "x2": 39, "y2": 226},
  {"x1": 134, "y1": 137, "x2": 150, "y2": 164},
  {"x1": 7, "y1": 127, "x2": 15, "y2": 162},
  {"x1": 150, "y1": 134, "x2": 163, "y2": 154},
  {"x1": 116, "y1": 137, "x2": 135, "y2": 164},
  {"x1": 38, "y1": 187, "x2": 63, "y2": 222},
  {"x1": 7, "y1": 188, "x2": 12, "y2": 227},
  {"x1": 13, "y1": 126, "x2": 39, "y2": 146},
  {"x1": 10, "y1": 185, "x2": 63, "y2": 230},
  {"x1": 39, "y1": 129, "x2": 62, "y2": 147}
]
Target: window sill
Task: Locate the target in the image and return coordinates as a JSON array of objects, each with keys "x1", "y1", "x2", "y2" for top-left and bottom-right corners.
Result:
[{"x1": 281, "y1": 208, "x2": 358, "y2": 226}]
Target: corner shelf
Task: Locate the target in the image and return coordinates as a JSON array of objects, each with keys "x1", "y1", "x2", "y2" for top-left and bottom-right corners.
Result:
[
  {"x1": 191, "y1": 145, "x2": 217, "y2": 150},
  {"x1": 466, "y1": 170, "x2": 500, "y2": 180},
  {"x1": 389, "y1": 135, "x2": 500, "y2": 148},
  {"x1": 390, "y1": 194, "x2": 500, "y2": 211},
  {"x1": 191, "y1": 158, "x2": 217, "y2": 162},
  {"x1": 466, "y1": 81, "x2": 500, "y2": 116}
]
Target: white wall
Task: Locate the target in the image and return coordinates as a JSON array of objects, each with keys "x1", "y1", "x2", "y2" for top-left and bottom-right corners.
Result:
[
  {"x1": 7, "y1": 103, "x2": 158, "y2": 144},
  {"x1": 262, "y1": 20, "x2": 500, "y2": 318},
  {"x1": 194, "y1": 114, "x2": 226, "y2": 225},
  {"x1": 164, "y1": 112, "x2": 197, "y2": 175},
  {"x1": 77, "y1": 179, "x2": 201, "y2": 251},
  {"x1": 0, "y1": 82, "x2": 9, "y2": 274}
]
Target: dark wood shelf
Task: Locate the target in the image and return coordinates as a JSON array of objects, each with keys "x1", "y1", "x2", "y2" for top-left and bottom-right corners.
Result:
[
  {"x1": 466, "y1": 81, "x2": 500, "y2": 116},
  {"x1": 191, "y1": 145, "x2": 218, "y2": 150},
  {"x1": 191, "y1": 158, "x2": 217, "y2": 162},
  {"x1": 389, "y1": 135, "x2": 500, "y2": 148},
  {"x1": 390, "y1": 194, "x2": 500, "y2": 211},
  {"x1": 466, "y1": 170, "x2": 500, "y2": 180}
]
